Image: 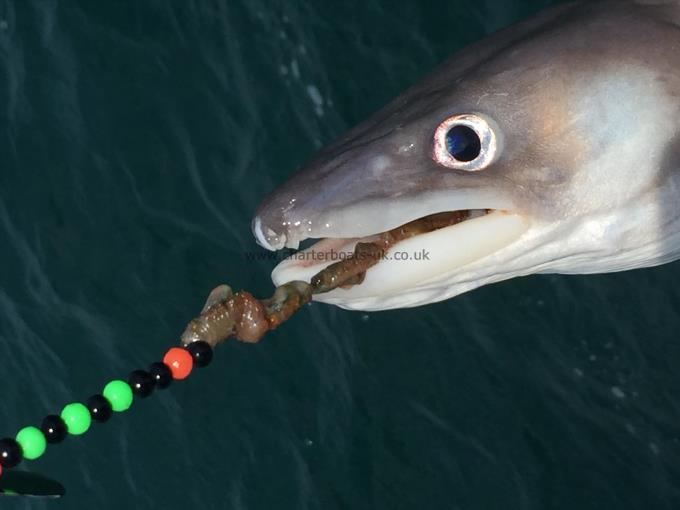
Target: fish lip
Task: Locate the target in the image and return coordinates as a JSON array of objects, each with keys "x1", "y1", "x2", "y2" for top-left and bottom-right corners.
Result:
[
  {"x1": 252, "y1": 190, "x2": 518, "y2": 251},
  {"x1": 267, "y1": 207, "x2": 530, "y2": 306},
  {"x1": 268, "y1": 208, "x2": 494, "y2": 273},
  {"x1": 252, "y1": 191, "x2": 524, "y2": 307}
]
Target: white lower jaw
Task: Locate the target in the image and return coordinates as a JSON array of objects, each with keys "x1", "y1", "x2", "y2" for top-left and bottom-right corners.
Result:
[{"x1": 271, "y1": 211, "x2": 529, "y2": 300}]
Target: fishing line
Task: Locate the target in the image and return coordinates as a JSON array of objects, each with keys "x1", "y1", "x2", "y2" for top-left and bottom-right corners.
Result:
[{"x1": 0, "y1": 211, "x2": 461, "y2": 498}]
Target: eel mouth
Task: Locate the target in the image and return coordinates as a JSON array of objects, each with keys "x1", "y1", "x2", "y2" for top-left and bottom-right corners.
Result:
[{"x1": 270, "y1": 208, "x2": 529, "y2": 300}]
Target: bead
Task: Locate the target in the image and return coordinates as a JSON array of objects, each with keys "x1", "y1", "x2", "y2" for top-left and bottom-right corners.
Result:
[
  {"x1": 0, "y1": 438, "x2": 23, "y2": 468},
  {"x1": 185, "y1": 341, "x2": 213, "y2": 368},
  {"x1": 41, "y1": 415, "x2": 67, "y2": 444},
  {"x1": 87, "y1": 395, "x2": 113, "y2": 423},
  {"x1": 15, "y1": 427, "x2": 46, "y2": 460},
  {"x1": 128, "y1": 370, "x2": 154, "y2": 398},
  {"x1": 149, "y1": 362, "x2": 172, "y2": 389},
  {"x1": 103, "y1": 380, "x2": 133, "y2": 412},
  {"x1": 15, "y1": 428, "x2": 45, "y2": 462},
  {"x1": 61, "y1": 403, "x2": 92, "y2": 435},
  {"x1": 163, "y1": 347, "x2": 193, "y2": 380}
]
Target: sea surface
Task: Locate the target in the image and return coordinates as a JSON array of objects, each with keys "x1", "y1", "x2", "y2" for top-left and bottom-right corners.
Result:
[{"x1": 1, "y1": 1, "x2": 680, "y2": 509}]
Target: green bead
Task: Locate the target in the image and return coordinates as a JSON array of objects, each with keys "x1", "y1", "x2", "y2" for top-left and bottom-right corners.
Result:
[
  {"x1": 15, "y1": 426, "x2": 46, "y2": 460},
  {"x1": 103, "y1": 380, "x2": 133, "y2": 412},
  {"x1": 61, "y1": 403, "x2": 92, "y2": 435}
]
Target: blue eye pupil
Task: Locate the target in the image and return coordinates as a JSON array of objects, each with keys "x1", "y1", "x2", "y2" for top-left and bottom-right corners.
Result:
[{"x1": 445, "y1": 125, "x2": 481, "y2": 162}]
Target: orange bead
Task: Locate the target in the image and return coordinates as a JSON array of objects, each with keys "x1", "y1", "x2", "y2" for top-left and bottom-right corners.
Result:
[{"x1": 163, "y1": 347, "x2": 193, "y2": 380}]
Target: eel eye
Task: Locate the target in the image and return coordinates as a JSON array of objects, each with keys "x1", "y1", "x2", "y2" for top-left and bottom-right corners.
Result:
[{"x1": 432, "y1": 113, "x2": 500, "y2": 171}]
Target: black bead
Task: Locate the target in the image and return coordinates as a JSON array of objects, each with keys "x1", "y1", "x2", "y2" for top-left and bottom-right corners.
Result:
[
  {"x1": 41, "y1": 415, "x2": 67, "y2": 444},
  {"x1": 87, "y1": 394, "x2": 113, "y2": 423},
  {"x1": 0, "y1": 438, "x2": 23, "y2": 468},
  {"x1": 185, "y1": 341, "x2": 213, "y2": 368},
  {"x1": 129, "y1": 370, "x2": 154, "y2": 398},
  {"x1": 149, "y1": 362, "x2": 172, "y2": 389}
]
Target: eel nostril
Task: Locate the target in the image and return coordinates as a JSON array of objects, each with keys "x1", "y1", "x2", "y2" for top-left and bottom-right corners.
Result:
[{"x1": 252, "y1": 216, "x2": 287, "y2": 251}]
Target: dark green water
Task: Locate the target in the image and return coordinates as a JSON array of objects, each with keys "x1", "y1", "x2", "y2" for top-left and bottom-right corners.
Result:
[{"x1": 1, "y1": 1, "x2": 680, "y2": 508}]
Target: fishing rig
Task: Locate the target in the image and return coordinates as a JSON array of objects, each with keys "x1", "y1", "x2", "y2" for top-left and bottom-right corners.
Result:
[{"x1": 0, "y1": 211, "x2": 468, "y2": 497}]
